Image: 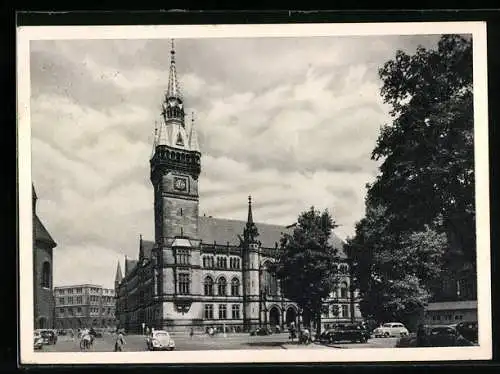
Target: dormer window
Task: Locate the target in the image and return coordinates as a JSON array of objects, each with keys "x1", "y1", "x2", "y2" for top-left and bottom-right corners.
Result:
[{"x1": 176, "y1": 133, "x2": 184, "y2": 146}]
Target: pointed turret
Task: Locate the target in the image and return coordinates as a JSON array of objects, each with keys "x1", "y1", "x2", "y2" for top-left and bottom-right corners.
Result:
[
  {"x1": 167, "y1": 39, "x2": 182, "y2": 100},
  {"x1": 243, "y1": 195, "x2": 259, "y2": 243},
  {"x1": 32, "y1": 183, "x2": 37, "y2": 213},
  {"x1": 115, "y1": 260, "x2": 123, "y2": 288},
  {"x1": 139, "y1": 234, "x2": 144, "y2": 260},
  {"x1": 188, "y1": 112, "x2": 200, "y2": 152},
  {"x1": 162, "y1": 39, "x2": 185, "y2": 124},
  {"x1": 150, "y1": 122, "x2": 159, "y2": 159},
  {"x1": 247, "y1": 195, "x2": 254, "y2": 225}
]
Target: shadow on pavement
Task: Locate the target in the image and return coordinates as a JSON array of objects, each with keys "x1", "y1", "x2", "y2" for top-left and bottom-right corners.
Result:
[{"x1": 245, "y1": 341, "x2": 287, "y2": 347}]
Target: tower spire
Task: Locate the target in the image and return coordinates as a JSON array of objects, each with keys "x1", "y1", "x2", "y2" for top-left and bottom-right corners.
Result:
[
  {"x1": 115, "y1": 260, "x2": 123, "y2": 286},
  {"x1": 243, "y1": 195, "x2": 259, "y2": 243},
  {"x1": 247, "y1": 195, "x2": 253, "y2": 224},
  {"x1": 188, "y1": 111, "x2": 200, "y2": 152},
  {"x1": 139, "y1": 234, "x2": 144, "y2": 260},
  {"x1": 167, "y1": 38, "x2": 181, "y2": 100},
  {"x1": 151, "y1": 121, "x2": 159, "y2": 158}
]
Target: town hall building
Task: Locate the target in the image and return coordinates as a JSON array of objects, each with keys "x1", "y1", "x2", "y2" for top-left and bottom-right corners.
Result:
[{"x1": 114, "y1": 41, "x2": 362, "y2": 333}]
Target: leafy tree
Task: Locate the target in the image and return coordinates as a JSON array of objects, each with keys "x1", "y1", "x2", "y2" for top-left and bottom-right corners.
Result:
[
  {"x1": 347, "y1": 34, "x2": 475, "y2": 328},
  {"x1": 274, "y1": 207, "x2": 338, "y2": 337},
  {"x1": 347, "y1": 204, "x2": 447, "y2": 328},
  {"x1": 369, "y1": 34, "x2": 475, "y2": 265}
]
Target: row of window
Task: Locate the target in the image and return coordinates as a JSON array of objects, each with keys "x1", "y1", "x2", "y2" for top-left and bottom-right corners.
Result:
[
  {"x1": 202, "y1": 256, "x2": 241, "y2": 269},
  {"x1": 204, "y1": 304, "x2": 240, "y2": 320},
  {"x1": 430, "y1": 314, "x2": 464, "y2": 322},
  {"x1": 57, "y1": 307, "x2": 114, "y2": 316},
  {"x1": 55, "y1": 287, "x2": 114, "y2": 295},
  {"x1": 57, "y1": 295, "x2": 115, "y2": 305},
  {"x1": 204, "y1": 276, "x2": 240, "y2": 296},
  {"x1": 321, "y1": 304, "x2": 350, "y2": 318}
]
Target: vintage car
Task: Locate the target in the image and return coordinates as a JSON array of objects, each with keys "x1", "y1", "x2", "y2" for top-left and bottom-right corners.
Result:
[
  {"x1": 417, "y1": 325, "x2": 474, "y2": 347},
  {"x1": 36, "y1": 329, "x2": 58, "y2": 345},
  {"x1": 373, "y1": 322, "x2": 409, "y2": 338},
  {"x1": 145, "y1": 330, "x2": 176, "y2": 351},
  {"x1": 33, "y1": 331, "x2": 44, "y2": 350},
  {"x1": 322, "y1": 323, "x2": 368, "y2": 344},
  {"x1": 455, "y1": 321, "x2": 478, "y2": 343}
]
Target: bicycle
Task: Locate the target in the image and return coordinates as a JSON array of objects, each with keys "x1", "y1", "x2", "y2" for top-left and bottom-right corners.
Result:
[{"x1": 79, "y1": 335, "x2": 93, "y2": 351}]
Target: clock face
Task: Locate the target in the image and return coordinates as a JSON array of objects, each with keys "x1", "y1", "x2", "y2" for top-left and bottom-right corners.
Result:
[{"x1": 174, "y1": 177, "x2": 187, "y2": 191}]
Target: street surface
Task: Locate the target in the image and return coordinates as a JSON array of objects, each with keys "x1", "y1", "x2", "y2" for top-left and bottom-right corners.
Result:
[{"x1": 40, "y1": 332, "x2": 399, "y2": 352}]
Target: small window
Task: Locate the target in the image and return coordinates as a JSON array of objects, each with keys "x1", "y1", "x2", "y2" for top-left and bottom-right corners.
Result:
[{"x1": 41, "y1": 261, "x2": 51, "y2": 288}]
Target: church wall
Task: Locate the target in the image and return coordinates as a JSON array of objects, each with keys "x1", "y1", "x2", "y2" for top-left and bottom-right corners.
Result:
[{"x1": 34, "y1": 243, "x2": 54, "y2": 329}]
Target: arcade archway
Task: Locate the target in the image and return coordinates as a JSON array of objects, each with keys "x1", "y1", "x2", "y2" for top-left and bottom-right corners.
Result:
[
  {"x1": 285, "y1": 307, "x2": 297, "y2": 327},
  {"x1": 269, "y1": 306, "x2": 280, "y2": 327}
]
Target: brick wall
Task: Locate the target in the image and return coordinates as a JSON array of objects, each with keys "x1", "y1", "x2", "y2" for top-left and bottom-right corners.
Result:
[{"x1": 33, "y1": 244, "x2": 54, "y2": 329}]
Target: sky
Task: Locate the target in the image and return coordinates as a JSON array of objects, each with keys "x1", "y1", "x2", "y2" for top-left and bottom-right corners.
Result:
[{"x1": 30, "y1": 34, "x2": 442, "y2": 289}]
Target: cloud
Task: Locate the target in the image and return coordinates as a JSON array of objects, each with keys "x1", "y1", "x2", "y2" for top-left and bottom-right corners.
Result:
[
  {"x1": 53, "y1": 245, "x2": 126, "y2": 289},
  {"x1": 30, "y1": 34, "x2": 441, "y2": 287}
]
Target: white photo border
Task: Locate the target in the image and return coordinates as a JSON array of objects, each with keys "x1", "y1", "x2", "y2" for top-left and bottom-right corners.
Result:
[{"x1": 17, "y1": 21, "x2": 491, "y2": 364}]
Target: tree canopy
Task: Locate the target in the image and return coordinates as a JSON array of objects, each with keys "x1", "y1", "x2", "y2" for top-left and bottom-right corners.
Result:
[
  {"x1": 347, "y1": 34, "x2": 475, "y2": 327},
  {"x1": 369, "y1": 34, "x2": 475, "y2": 264},
  {"x1": 274, "y1": 207, "x2": 339, "y2": 335}
]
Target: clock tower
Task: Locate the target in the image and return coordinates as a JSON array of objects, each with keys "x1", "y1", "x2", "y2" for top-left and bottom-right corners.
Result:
[
  {"x1": 150, "y1": 40, "x2": 202, "y2": 329},
  {"x1": 150, "y1": 40, "x2": 201, "y2": 243}
]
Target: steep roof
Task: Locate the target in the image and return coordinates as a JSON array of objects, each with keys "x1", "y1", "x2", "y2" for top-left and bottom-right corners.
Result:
[
  {"x1": 33, "y1": 215, "x2": 57, "y2": 248},
  {"x1": 198, "y1": 216, "x2": 346, "y2": 258},
  {"x1": 142, "y1": 240, "x2": 155, "y2": 259},
  {"x1": 125, "y1": 258, "x2": 138, "y2": 276},
  {"x1": 115, "y1": 261, "x2": 123, "y2": 284},
  {"x1": 125, "y1": 217, "x2": 347, "y2": 279}
]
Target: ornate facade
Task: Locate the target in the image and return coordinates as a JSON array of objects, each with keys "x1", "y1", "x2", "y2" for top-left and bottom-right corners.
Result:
[{"x1": 115, "y1": 41, "x2": 362, "y2": 333}]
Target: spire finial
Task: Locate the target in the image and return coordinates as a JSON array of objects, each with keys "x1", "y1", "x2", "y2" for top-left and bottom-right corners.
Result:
[
  {"x1": 247, "y1": 195, "x2": 253, "y2": 224},
  {"x1": 166, "y1": 38, "x2": 181, "y2": 100}
]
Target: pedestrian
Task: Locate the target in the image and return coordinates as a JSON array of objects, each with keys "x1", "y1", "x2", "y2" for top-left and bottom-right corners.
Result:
[
  {"x1": 190, "y1": 327, "x2": 194, "y2": 339},
  {"x1": 416, "y1": 324, "x2": 426, "y2": 347},
  {"x1": 146, "y1": 326, "x2": 150, "y2": 335},
  {"x1": 114, "y1": 329, "x2": 126, "y2": 352}
]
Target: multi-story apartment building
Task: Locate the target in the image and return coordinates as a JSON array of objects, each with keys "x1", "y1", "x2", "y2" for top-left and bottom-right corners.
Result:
[
  {"x1": 53, "y1": 284, "x2": 116, "y2": 329},
  {"x1": 114, "y1": 40, "x2": 362, "y2": 333}
]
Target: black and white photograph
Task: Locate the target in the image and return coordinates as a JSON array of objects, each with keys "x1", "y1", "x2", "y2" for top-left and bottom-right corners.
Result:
[{"x1": 17, "y1": 22, "x2": 491, "y2": 364}]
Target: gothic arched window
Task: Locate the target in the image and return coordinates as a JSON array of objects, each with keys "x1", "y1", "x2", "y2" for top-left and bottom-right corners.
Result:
[
  {"x1": 218, "y1": 277, "x2": 227, "y2": 296},
  {"x1": 263, "y1": 262, "x2": 278, "y2": 295},
  {"x1": 41, "y1": 261, "x2": 51, "y2": 288},
  {"x1": 340, "y1": 281, "x2": 349, "y2": 299},
  {"x1": 339, "y1": 263, "x2": 349, "y2": 274},
  {"x1": 231, "y1": 278, "x2": 240, "y2": 296},
  {"x1": 204, "y1": 276, "x2": 214, "y2": 296}
]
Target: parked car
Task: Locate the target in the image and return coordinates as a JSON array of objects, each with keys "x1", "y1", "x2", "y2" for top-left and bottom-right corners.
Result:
[
  {"x1": 250, "y1": 327, "x2": 272, "y2": 336},
  {"x1": 33, "y1": 331, "x2": 44, "y2": 350},
  {"x1": 455, "y1": 321, "x2": 478, "y2": 343},
  {"x1": 145, "y1": 330, "x2": 176, "y2": 351},
  {"x1": 321, "y1": 323, "x2": 368, "y2": 344},
  {"x1": 412, "y1": 325, "x2": 475, "y2": 347},
  {"x1": 36, "y1": 329, "x2": 58, "y2": 345},
  {"x1": 373, "y1": 323, "x2": 409, "y2": 338},
  {"x1": 425, "y1": 325, "x2": 460, "y2": 347}
]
